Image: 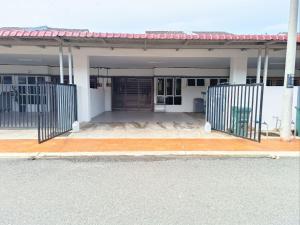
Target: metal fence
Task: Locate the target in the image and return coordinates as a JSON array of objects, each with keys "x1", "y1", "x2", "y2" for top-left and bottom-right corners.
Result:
[
  {"x1": 0, "y1": 84, "x2": 39, "y2": 128},
  {"x1": 207, "y1": 83, "x2": 264, "y2": 142},
  {"x1": 37, "y1": 83, "x2": 77, "y2": 143}
]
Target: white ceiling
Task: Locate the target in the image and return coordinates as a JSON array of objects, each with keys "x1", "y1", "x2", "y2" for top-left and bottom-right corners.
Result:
[
  {"x1": 0, "y1": 54, "x2": 299, "y2": 70},
  {"x1": 89, "y1": 56, "x2": 230, "y2": 69}
]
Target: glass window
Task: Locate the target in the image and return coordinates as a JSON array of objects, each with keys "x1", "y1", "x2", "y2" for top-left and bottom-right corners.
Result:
[
  {"x1": 157, "y1": 78, "x2": 165, "y2": 95},
  {"x1": 165, "y1": 96, "x2": 174, "y2": 105},
  {"x1": 166, "y1": 79, "x2": 173, "y2": 95},
  {"x1": 156, "y1": 96, "x2": 165, "y2": 104},
  {"x1": 156, "y1": 78, "x2": 182, "y2": 105},
  {"x1": 90, "y1": 76, "x2": 98, "y2": 89},
  {"x1": 174, "y1": 96, "x2": 182, "y2": 105},
  {"x1": 28, "y1": 77, "x2": 36, "y2": 84},
  {"x1": 196, "y1": 79, "x2": 205, "y2": 86},
  {"x1": 187, "y1": 79, "x2": 195, "y2": 86},
  {"x1": 210, "y1": 79, "x2": 218, "y2": 86},
  {"x1": 219, "y1": 78, "x2": 228, "y2": 84},
  {"x1": 175, "y1": 79, "x2": 181, "y2": 95},
  {"x1": 37, "y1": 77, "x2": 45, "y2": 84},
  {"x1": 18, "y1": 76, "x2": 27, "y2": 84},
  {"x1": 3, "y1": 76, "x2": 12, "y2": 84}
]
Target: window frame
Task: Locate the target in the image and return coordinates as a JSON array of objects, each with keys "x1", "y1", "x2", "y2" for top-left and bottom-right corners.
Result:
[{"x1": 156, "y1": 77, "x2": 182, "y2": 105}]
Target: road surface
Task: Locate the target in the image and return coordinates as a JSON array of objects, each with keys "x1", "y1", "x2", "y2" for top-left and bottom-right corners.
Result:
[{"x1": 0, "y1": 156, "x2": 299, "y2": 225}]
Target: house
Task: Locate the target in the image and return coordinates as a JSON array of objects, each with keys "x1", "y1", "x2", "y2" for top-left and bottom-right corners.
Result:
[{"x1": 0, "y1": 27, "x2": 299, "y2": 142}]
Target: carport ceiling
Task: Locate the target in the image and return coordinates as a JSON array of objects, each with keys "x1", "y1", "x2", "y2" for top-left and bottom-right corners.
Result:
[
  {"x1": 89, "y1": 56, "x2": 231, "y2": 69},
  {"x1": 0, "y1": 54, "x2": 299, "y2": 70},
  {"x1": 0, "y1": 54, "x2": 68, "y2": 67}
]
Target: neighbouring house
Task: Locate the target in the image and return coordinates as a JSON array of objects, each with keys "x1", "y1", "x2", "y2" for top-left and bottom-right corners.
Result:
[{"x1": 0, "y1": 27, "x2": 299, "y2": 141}]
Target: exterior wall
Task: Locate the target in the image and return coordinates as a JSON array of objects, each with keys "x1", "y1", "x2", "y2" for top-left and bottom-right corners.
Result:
[
  {"x1": 0, "y1": 45, "x2": 299, "y2": 123},
  {"x1": 262, "y1": 87, "x2": 299, "y2": 131},
  {"x1": 90, "y1": 88, "x2": 105, "y2": 118},
  {"x1": 230, "y1": 55, "x2": 247, "y2": 84}
]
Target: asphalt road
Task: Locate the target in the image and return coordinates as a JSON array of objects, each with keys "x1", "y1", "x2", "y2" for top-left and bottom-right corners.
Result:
[{"x1": 0, "y1": 156, "x2": 299, "y2": 225}]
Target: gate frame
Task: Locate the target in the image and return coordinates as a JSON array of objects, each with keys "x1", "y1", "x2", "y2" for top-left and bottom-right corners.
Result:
[
  {"x1": 207, "y1": 83, "x2": 264, "y2": 142},
  {"x1": 37, "y1": 83, "x2": 77, "y2": 143}
]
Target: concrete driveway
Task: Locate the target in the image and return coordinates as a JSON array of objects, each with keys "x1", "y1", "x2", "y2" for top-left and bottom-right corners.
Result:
[{"x1": 0, "y1": 157, "x2": 299, "y2": 225}]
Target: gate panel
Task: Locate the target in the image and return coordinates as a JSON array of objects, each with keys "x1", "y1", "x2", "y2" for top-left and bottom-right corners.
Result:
[
  {"x1": 0, "y1": 84, "x2": 39, "y2": 128},
  {"x1": 37, "y1": 84, "x2": 77, "y2": 143},
  {"x1": 207, "y1": 84, "x2": 264, "y2": 142}
]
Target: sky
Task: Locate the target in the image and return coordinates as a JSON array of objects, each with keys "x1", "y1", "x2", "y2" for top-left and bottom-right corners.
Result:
[{"x1": 0, "y1": 0, "x2": 298, "y2": 34}]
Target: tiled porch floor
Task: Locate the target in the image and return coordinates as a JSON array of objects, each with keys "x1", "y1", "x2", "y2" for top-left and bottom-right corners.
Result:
[{"x1": 69, "y1": 112, "x2": 229, "y2": 139}]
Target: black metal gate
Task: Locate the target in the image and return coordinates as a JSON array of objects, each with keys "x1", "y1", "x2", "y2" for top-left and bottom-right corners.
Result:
[
  {"x1": 112, "y1": 77, "x2": 153, "y2": 111},
  {"x1": 37, "y1": 84, "x2": 77, "y2": 143},
  {"x1": 207, "y1": 84, "x2": 264, "y2": 142}
]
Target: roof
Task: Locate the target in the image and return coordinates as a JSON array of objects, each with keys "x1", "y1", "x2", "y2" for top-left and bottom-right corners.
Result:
[{"x1": 0, "y1": 27, "x2": 299, "y2": 42}]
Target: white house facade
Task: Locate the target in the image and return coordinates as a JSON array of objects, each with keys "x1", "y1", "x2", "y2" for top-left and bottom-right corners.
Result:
[{"x1": 0, "y1": 27, "x2": 299, "y2": 140}]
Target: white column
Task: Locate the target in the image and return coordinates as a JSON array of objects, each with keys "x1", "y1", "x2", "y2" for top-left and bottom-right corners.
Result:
[
  {"x1": 229, "y1": 55, "x2": 248, "y2": 84},
  {"x1": 263, "y1": 48, "x2": 269, "y2": 85},
  {"x1": 68, "y1": 46, "x2": 73, "y2": 84},
  {"x1": 256, "y1": 48, "x2": 262, "y2": 83},
  {"x1": 59, "y1": 45, "x2": 64, "y2": 84},
  {"x1": 280, "y1": 0, "x2": 299, "y2": 141},
  {"x1": 73, "y1": 54, "x2": 91, "y2": 122}
]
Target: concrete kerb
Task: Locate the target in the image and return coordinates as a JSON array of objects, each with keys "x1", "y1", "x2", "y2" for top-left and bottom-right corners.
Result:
[{"x1": 0, "y1": 151, "x2": 298, "y2": 159}]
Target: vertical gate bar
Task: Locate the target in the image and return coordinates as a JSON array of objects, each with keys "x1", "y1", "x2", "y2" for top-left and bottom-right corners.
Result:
[
  {"x1": 74, "y1": 85, "x2": 78, "y2": 121},
  {"x1": 258, "y1": 84, "x2": 264, "y2": 142},
  {"x1": 230, "y1": 86, "x2": 234, "y2": 133},
  {"x1": 26, "y1": 84, "x2": 28, "y2": 128},
  {"x1": 63, "y1": 85, "x2": 66, "y2": 132},
  {"x1": 253, "y1": 85, "x2": 259, "y2": 141},
  {"x1": 4, "y1": 84, "x2": 6, "y2": 127},
  {"x1": 7, "y1": 85, "x2": 10, "y2": 128},
  {"x1": 217, "y1": 86, "x2": 220, "y2": 130},
  {"x1": 236, "y1": 86, "x2": 240, "y2": 136},
  {"x1": 37, "y1": 83, "x2": 41, "y2": 143},
  {"x1": 57, "y1": 85, "x2": 60, "y2": 134},
  {"x1": 227, "y1": 85, "x2": 231, "y2": 132},
  {"x1": 0, "y1": 84, "x2": 2, "y2": 127},
  {"x1": 219, "y1": 85, "x2": 223, "y2": 131},
  {"x1": 249, "y1": 85, "x2": 255, "y2": 139},
  {"x1": 222, "y1": 85, "x2": 226, "y2": 131},
  {"x1": 40, "y1": 84, "x2": 43, "y2": 141},
  {"x1": 53, "y1": 84, "x2": 56, "y2": 136},
  {"x1": 206, "y1": 87, "x2": 210, "y2": 124},
  {"x1": 246, "y1": 85, "x2": 251, "y2": 138},
  {"x1": 62, "y1": 85, "x2": 65, "y2": 132},
  {"x1": 68, "y1": 86, "x2": 72, "y2": 129},
  {"x1": 211, "y1": 87, "x2": 216, "y2": 128},
  {"x1": 215, "y1": 86, "x2": 218, "y2": 130},
  {"x1": 42, "y1": 84, "x2": 45, "y2": 141},
  {"x1": 52, "y1": 84, "x2": 55, "y2": 136},
  {"x1": 47, "y1": 84, "x2": 50, "y2": 139},
  {"x1": 243, "y1": 85, "x2": 247, "y2": 137}
]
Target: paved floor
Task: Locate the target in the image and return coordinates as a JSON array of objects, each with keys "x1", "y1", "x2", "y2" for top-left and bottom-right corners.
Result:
[
  {"x1": 0, "y1": 157, "x2": 299, "y2": 225},
  {"x1": 0, "y1": 138, "x2": 299, "y2": 153},
  {"x1": 76, "y1": 112, "x2": 229, "y2": 138},
  {"x1": 0, "y1": 112, "x2": 230, "y2": 139},
  {"x1": 91, "y1": 111, "x2": 203, "y2": 123}
]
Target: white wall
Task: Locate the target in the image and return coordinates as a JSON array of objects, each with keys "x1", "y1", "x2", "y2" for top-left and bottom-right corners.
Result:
[
  {"x1": 262, "y1": 87, "x2": 299, "y2": 131},
  {"x1": 90, "y1": 88, "x2": 105, "y2": 118},
  {"x1": 230, "y1": 55, "x2": 248, "y2": 84}
]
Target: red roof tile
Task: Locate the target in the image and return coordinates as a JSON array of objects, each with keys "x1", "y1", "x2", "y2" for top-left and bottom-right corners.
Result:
[{"x1": 0, "y1": 28, "x2": 299, "y2": 42}]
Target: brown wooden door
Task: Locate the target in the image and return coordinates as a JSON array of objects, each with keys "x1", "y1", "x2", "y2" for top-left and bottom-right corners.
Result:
[{"x1": 112, "y1": 77, "x2": 153, "y2": 111}]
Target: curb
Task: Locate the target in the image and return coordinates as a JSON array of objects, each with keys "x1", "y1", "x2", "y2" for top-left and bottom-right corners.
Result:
[{"x1": 0, "y1": 151, "x2": 299, "y2": 159}]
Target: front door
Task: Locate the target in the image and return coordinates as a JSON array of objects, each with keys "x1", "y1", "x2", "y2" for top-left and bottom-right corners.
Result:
[{"x1": 112, "y1": 77, "x2": 153, "y2": 111}]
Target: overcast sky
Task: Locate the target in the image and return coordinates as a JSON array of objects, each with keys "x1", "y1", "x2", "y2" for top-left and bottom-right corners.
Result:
[{"x1": 0, "y1": 0, "x2": 298, "y2": 34}]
